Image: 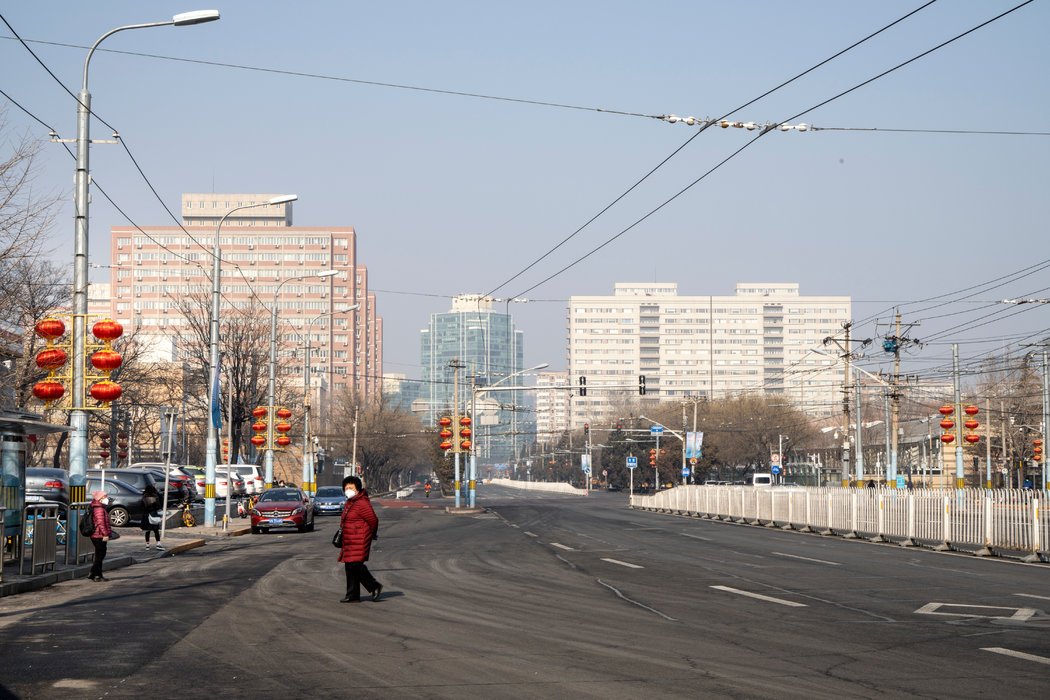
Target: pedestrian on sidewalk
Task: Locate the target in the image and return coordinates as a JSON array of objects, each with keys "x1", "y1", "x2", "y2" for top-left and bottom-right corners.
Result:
[
  {"x1": 338, "y1": 475, "x2": 382, "y2": 603},
  {"x1": 140, "y1": 484, "x2": 165, "y2": 551},
  {"x1": 88, "y1": 491, "x2": 113, "y2": 582}
]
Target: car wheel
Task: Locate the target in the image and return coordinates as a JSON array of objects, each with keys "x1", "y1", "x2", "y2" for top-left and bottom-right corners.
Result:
[
  {"x1": 306, "y1": 519, "x2": 315, "y2": 533},
  {"x1": 108, "y1": 506, "x2": 130, "y2": 528},
  {"x1": 251, "y1": 526, "x2": 260, "y2": 534}
]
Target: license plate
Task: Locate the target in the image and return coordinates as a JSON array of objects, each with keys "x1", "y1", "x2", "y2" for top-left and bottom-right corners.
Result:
[
  {"x1": 25, "y1": 494, "x2": 43, "y2": 502},
  {"x1": 268, "y1": 518, "x2": 283, "y2": 525}
]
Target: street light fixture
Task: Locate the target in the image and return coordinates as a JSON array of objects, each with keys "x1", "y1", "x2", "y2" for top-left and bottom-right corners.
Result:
[
  {"x1": 204, "y1": 194, "x2": 297, "y2": 527},
  {"x1": 301, "y1": 303, "x2": 358, "y2": 495},
  {"x1": 262, "y1": 265, "x2": 337, "y2": 491},
  {"x1": 67, "y1": 10, "x2": 220, "y2": 511}
]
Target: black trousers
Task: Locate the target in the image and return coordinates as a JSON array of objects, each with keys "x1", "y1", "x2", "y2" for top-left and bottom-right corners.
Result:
[
  {"x1": 144, "y1": 526, "x2": 161, "y2": 542},
  {"x1": 344, "y1": 561, "x2": 378, "y2": 599},
  {"x1": 90, "y1": 539, "x2": 107, "y2": 578}
]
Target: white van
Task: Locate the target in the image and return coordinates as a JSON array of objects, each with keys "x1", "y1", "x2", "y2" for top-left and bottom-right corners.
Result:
[{"x1": 748, "y1": 473, "x2": 773, "y2": 486}]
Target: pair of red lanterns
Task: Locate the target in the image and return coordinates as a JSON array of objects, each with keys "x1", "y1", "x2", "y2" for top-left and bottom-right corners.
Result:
[
  {"x1": 31, "y1": 318, "x2": 124, "y2": 404},
  {"x1": 437, "y1": 416, "x2": 472, "y2": 451},
  {"x1": 250, "y1": 406, "x2": 294, "y2": 448},
  {"x1": 938, "y1": 404, "x2": 980, "y2": 445}
]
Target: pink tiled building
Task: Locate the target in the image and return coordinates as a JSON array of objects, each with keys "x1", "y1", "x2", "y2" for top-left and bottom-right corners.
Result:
[{"x1": 106, "y1": 193, "x2": 382, "y2": 404}]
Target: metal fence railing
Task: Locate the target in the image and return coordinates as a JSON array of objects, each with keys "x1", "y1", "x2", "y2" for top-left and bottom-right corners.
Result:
[{"x1": 632, "y1": 485, "x2": 1047, "y2": 562}]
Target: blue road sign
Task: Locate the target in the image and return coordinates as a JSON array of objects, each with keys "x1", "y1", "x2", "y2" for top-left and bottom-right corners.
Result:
[
  {"x1": 896, "y1": 475, "x2": 906, "y2": 489},
  {"x1": 682, "y1": 467, "x2": 691, "y2": 477},
  {"x1": 626, "y1": 456, "x2": 638, "y2": 470},
  {"x1": 650, "y1": 425, "x2": 664, "y2": 435},
  {"x1": 771, "y1": 464, "x2": 781, "y2": 475}
]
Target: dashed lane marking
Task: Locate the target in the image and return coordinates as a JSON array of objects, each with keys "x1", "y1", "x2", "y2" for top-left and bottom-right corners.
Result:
[
  {"x1": 524, "y1": 531, "x2": 538, "y2": 538},
  {"x1": 981, "y1": 648, "x2": 1050, "y2": 666},
  {"x1": 915, "y1": 602, "x2": 1037, "y2": 621},
  {"x1": 1015, "y1": 593, "x2": 1050, "y2": 602},
  {"x1": 771, "y1": 552, "x2": 841, "y2": 566},
  {"x1": 679, "y1": 533, "x2": 711, "y2": 541},
  {"x1": 601, "y1": 558, "x2": 643, "y2": 569},
  {"x1": 550, "y1": 542, "x2": 576, "y2": 551},
  {"x1": 711, "y1": 585, "x2": 807, "y2": 607}
]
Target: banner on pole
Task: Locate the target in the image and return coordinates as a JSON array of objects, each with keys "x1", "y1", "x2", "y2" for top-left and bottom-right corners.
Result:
[{"x1": 685, "y1": 431, "x2": 704, "y2": 459}]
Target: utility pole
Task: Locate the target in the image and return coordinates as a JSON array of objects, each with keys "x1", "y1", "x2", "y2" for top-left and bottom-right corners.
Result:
[
  {"x1": 450, "y1": 359, "x2": 466, "y2": 508},
  {"x1": 854, "y1": 371, "x2": 864, "y2": 485},
  {"x1": 1043, "y1": 350, "x2": 1049, "y2": 491},
  {"x1": 823, "y1": 323, "x2": 861, "y2": 486},
  {"x1": 882, "y1": 311, "x2": 919, "y2": 488},
  {"x1": 953, "y1": 344, "x2": 964, "y2": 489}
]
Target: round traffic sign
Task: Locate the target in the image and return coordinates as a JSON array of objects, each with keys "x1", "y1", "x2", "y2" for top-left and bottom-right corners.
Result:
[
  {"x1": 771, "y1": 465, "x2": 781, "y2": 475},
  {"x1": 770, "y1": 453, "x2": 780, "y2": 463},
  {"x1": 690, "y1": 457, "x2": 698, "y2": 466}
]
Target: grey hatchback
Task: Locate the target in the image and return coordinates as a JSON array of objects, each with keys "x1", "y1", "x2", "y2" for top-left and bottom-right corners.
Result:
[{"x1": 25, "y1": 468, "x2": 70, "y2": 505}]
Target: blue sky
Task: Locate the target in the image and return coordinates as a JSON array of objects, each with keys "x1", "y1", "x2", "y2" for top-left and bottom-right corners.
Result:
[{"x1": 2, "y1": 1, "x2": 1048, "y2": 383}]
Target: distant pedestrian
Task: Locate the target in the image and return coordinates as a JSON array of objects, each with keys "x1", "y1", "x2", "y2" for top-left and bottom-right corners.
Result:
[
  {"x1": 88, "y1": 491, "x2": 113, "y2": 582},
  {"x1": 1023, "y1": 477, "x2": 1033, "y2": 490},
  {"x1": 338, "y1": 475, "x2": 382, "y2": 603},
  {"x1": 140, "y1": 484, "x2": 165, "y2": 551},
  {"x1": 866, "y1": 479, "x2": 877, "y2": 489}
]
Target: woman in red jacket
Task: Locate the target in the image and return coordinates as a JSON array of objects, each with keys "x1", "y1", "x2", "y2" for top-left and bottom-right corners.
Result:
[
  {"x1": 337, "y1": 476, "x2": 382, "y2": 603},
  {"x1": 88, "y1": 490, "x2": 114, "y2": 582}
]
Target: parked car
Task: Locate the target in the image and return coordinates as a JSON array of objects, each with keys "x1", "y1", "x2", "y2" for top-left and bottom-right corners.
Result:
[
  {"x1": 217, "y1": 467, "x2": 247, "y2": 497},
  {"x1": 312, "y1": 486, "x2": 345, "y2": 516},
  {"x1": 25, "y1": 468, "x2": 70, "y2": 505},
  {"x1": 231, "y1": 464, "x2": 265, "y2": 494},
  {"x1": 85, "y1": 477, "x2": 146, "y2": 527},
  {"x1": 183, "y1": 466, "x2": 231, "y2": 499},
  {"x1": 250, "y1": 487, "x2": 315, "y2": 533},
  {"x1": 128, "y1": 467, "x2": 192, "y2": 504},
  {"x1": 88, "y1": 468, "x2": 159, "y2": 495}
]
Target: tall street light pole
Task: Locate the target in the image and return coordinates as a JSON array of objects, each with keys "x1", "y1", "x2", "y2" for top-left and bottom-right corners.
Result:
[
  {"x1": 67, "y1": 9, "x2": 220, "y2": 509},
  {"x1": 205, "y1": 193, "x2": 296, "y2": 527},
  {"x1": 301, "y1": 304, "x2": 358, "y2": 495},
  {"x1": 263, "y1": 266, "x2": 335, "y2": 490}
]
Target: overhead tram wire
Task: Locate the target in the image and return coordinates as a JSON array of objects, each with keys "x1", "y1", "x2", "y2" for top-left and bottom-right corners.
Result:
[
  {"x1": 483, "y1": 0, "x2": 940, "y2": 298},
  {"x1": 504, "y1": 0, "x2": 1034, "y2": 301}
]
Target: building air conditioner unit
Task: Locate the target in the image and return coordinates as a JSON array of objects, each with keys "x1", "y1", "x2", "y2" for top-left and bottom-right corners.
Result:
[
  {"x1": 321, "y1": 292, "x2": 327, "y2": 298},
  {"x1": 248, "y1": 244, "x2": 254, "y2": 249},
  {"x1": 136, "y1": 243, "x2": 142, "y2": 249}
]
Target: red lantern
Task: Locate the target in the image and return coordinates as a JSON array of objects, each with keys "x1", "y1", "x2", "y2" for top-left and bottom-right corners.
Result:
[
  {"x1": 938, "y1": 405, "x2": 954, "y2": 416},
  {"x1": 91, "y1": 319, "x2": 124, "y2": 342},
  {"x1": 964, "y1": 405, "x2": 979, "y2": 416},
  {"x1": 460, "y1": 440, "x2": 472, "y2": 451},
  {"x1": 276, "y1": 422, "x2": 292, "y2": 434},
  {"x1": 118, "y1": 432, "x2": 127, "y2": 440},
  {"x1": 1035, "y1": 447, "x2": 1044, "y2": 457},
  {"x1": 964, "y1": 419, "x2": 979, "y2": 430},
  {"x1": 439, "y1": 440, "x2": 453, "y2": 450},
  {"x1": 460, "y1": 427, "x2": 472, "y2": 438},
  {"x1": 964, "y1": 434, "x2": 980, "y2": 444},
  {"x1": 1035, "y1": 439, "x2": 1044, "y2": 447},
  {"x1": 459, "y1": 416, "x2": 472, "y2": 426},
  {"x1": 32, "y1": 380, "x2": 65, "y2": 401},
  {"x1": 438, "y1": 417, "x2": 452, "y2": 427},
  {"x1": 276, "y1": 407, "x2": 292, "y2": 420},
  {"x1": 939, "y1": 419, "x2": 954, "y2": 430},
  {"x1": 117, "y1": 440, "x2": 127, "y2": 449},
  {"x1": 439, "y1": 428, "x2": 453, "y2": 439},
  {"x1": 117, "y1": 451, "x2": 128, "y2": 459},
  {"x1": 252, "y1": 421, "x2": 267, "y2": 433},
  {"x1": 940, "y1": 434, "x2": 955, "y2": 444},
  {"x1": 35, "y1": 347, "x2": 68, "y2": 371},
  {"x1": 35, "y1": 318, "x2": 66, "y2": 340},
  {"x1": 99, "y1": 450, "x2": 110, "y2": 459},
  {"x1": 276, "y1": 435, "x2": 292, "y2": 447},
  {"x1": 251, "y1": 435, "x2": 266, "y2": 447},
  {"x1": 90, "y1": 349, "x2": 123, "y2": 371},
  {"x1": 89, "y1": 380, "x2": 122, "y2": 403},
  {"x1": 252, "y1": 406, "x2": 267, "y2": 419}
]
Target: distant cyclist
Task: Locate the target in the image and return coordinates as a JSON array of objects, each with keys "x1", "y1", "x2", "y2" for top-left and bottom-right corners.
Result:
[{"x1": 424, "y1": 482, "x2": 432, "y2": 498}]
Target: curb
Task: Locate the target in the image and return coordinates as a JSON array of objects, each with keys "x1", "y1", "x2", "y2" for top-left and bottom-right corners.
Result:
[
  {"x1": 162, "y1": 538, "x2": 206, "y2": 556},
  {"x1": 445, "y1": 506, "x2": 487, "y2": 515}
]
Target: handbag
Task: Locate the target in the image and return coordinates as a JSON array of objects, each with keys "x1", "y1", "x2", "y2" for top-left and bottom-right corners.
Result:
[
  {"x1": 332, "y1": 530, "x2": 343, "y2": 548},
  {"x1": 108, "y1": 529, "x2": 121, "y2": 540},
  {"x1": 148, "y1": 511, "x2": 163, "y2": 526}
]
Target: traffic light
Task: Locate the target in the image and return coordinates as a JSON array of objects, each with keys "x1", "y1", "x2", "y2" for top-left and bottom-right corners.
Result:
[
  {"x1": 578, "y1": 376, "x2": 587, "y2": 397},
  {"x1": 583, "y1": 423, "x2": 590, "y2": 442},
  {"x1": 639, "y1": 375, "x2": 646, "y2": 396}
]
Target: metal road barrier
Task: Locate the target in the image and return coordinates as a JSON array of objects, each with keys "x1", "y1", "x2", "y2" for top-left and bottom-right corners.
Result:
[
  {"x1": 632, "y1": 485, "x2": 1048, "y2": 563},
  {"x1": 488, "y1": 478, "x2": 588, "y2": 495},
  {"x1": 68, "y1": 501, "x2": 94, "y2": 565},
  {"x1": 20, "y1": 503, "x2": 61, "y2": 575}
]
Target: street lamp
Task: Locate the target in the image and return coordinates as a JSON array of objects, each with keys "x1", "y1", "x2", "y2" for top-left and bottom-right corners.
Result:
[
  {"x1": 67, "y1": 9, "x2": 220, "y2": 509},
  {"x1": 204, "y1": 194, "x2": 297, "y2": 527},
  {"x1": 262, "y1": 266, "x2": 337, "y2": 491},
  {"x1": 471, "y1": 362, "x2": 549, "y2": 507},
  {"x1": 301, "y1": 304, "x2": 358, "y2": 495}
]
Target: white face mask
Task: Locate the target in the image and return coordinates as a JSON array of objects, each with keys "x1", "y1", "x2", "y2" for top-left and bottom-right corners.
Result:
[{"x1": 345, "y1": 489, "x2": 356, "y2": 499}]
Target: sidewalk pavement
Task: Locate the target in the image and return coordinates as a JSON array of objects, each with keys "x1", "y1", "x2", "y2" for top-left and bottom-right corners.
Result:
[{"x1": 0, "y1": 511, "x2": 253, "y2": 599}]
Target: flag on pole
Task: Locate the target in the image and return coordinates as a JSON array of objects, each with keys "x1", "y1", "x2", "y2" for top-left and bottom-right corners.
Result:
[{"x1": 210, "y1": 363, "x2": 223, "y2": 430}]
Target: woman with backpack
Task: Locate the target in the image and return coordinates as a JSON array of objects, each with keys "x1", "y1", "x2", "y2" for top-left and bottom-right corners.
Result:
[
  {"x1": 140, "y1": 483, "x2": 164, "y2": 550},
  {"x1": 88, "y1": 490, "x2": 114, "y2": 582}
]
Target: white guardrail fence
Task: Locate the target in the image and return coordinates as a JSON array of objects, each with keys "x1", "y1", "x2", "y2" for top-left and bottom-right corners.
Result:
[{"x1": 632, "y1": 486, "x2": 1048, "y2": 563}]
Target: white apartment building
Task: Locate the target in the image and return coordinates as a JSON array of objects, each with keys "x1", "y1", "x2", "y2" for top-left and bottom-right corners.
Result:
[
  {"x1": 534, "y1": 371, "x2": 569, "y2": 447},
  {"x1": 567, "y1": 283, "x2": 851, "y2": 427}
]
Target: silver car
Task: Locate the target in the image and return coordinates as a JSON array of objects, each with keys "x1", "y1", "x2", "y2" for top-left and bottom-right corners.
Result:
[{"x1": 25, "y1": 468, "x2": 70, "y2": 505}]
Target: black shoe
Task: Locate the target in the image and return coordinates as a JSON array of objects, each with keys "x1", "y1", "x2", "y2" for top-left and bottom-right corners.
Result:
[
  {"x1": 97, "y1": 576, "x2": 109, "y2": 582},
  {"x1": 371, "y1": 584, "x2": 383, "y2": 602},
  {"x1": 340, "y1": 596, "x2": 361, "y2": 603}
]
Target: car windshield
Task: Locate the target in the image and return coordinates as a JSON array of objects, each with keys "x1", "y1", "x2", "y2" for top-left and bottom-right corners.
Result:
[
  {"x1": 315, "y1": 487, "x2": 343, "y2": 497},
  {"x1": 259, "y1": 489, "x2": 300, "y2": 502}
]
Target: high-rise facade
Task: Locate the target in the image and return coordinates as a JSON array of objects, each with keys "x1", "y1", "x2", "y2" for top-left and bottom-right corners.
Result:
[
  {"x1": 106, "y1": 193, "x2": 382, "y2": 403},
  {"x1": 567, "y1": 283, "x2": 850, "y2": 427},
  {"x1": 534, "y1": 371, "x2": 570, "y2": 447},
  {"x1": 418, "y1": 295, "x2": 527, "y2": 462}
]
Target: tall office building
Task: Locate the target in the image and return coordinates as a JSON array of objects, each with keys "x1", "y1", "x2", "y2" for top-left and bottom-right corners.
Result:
[
  {"x1": 567, "y1": 283, "x2": 850, "y2": 427},
  {"x1": 418, "y1": 295, "x2": 528, "y2": 462},
  {"x1": 106, "y1": 193, "x2": 382, "y2": 404},
  {"x1": 534, "y1": 371, "x2": 570, "y2": 448}
]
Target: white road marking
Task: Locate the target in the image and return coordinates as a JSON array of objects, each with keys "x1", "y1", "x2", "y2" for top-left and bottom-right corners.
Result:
[
  {"x1": 710, "y1": 585, "x2": 807, "y2": 607},
  {"x1": 915, "y1": 602, "x2": 1037, "y2": 622},
  {"x1": 524, "y1": 531, "x2": 538, "y2": 538},
  {"x1": 680, "y1": 533, "x2": 711, "y2": 541},
  {"x1": 981, "y1": 648, "x2": 1050, "y2": 666},
  {"x1": 772, "y1": 551, "x2": 841, "y2": 566},
  {"x1": 550, "y1": 542, "x2": 576, "y2": 551},
  {"x1": 601, "y1": 558, "x2": 643, "y2": 569},
  {"x1": 1015, "y1": 593, "x2": 1050, "y2": 602}
]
